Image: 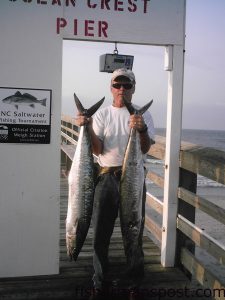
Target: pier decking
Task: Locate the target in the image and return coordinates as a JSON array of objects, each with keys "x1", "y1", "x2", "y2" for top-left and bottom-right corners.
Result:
[{"x1": 0, "y1": 175, "x2": 212, "y2": 300}]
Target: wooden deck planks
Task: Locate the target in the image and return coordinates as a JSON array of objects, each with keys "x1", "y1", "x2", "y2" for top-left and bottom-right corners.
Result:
[{"x1": 0, "y1": 176, "x2": 211, "y2": 300}]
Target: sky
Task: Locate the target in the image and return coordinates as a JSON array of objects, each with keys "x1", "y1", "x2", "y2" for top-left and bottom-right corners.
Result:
[{"x1": 62, "y1": 0, "x2": 225, "y2": 131}]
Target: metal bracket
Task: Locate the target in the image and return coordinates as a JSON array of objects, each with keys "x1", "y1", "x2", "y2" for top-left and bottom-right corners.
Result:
[{"x1": 164, "y1": 45, "x2": 173, "y2": 71}]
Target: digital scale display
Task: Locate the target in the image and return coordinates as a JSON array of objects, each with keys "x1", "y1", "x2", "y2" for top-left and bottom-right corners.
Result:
[{"x1": 99, "y1": 54, "x2": 134, "y2": 73}]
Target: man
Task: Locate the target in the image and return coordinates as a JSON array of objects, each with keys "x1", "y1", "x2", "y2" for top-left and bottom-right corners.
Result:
[{"x1": 75, "y1": 68, "x2": 155, "y2": 299}]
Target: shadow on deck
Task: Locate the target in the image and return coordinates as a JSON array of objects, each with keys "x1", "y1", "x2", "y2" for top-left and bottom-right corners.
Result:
[{"x1": 0, "y1": 176, "x2": 210, "y2": 300}]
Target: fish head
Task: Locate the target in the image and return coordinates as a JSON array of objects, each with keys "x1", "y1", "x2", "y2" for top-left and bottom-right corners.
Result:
[{"x1": 2, "y1": 96, "x2": 13, "y2": 104}]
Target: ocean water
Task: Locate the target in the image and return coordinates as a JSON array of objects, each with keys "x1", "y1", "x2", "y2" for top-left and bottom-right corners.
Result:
[
  {"x1": 155, "y1": 128, "x2": 225, "y2": 151},
  {"x1": 146, "y1": 128, "x2": 225, "y2": 246},
  {"x1": 152, "y1": 128, "x2": 225, "y2": 188}
]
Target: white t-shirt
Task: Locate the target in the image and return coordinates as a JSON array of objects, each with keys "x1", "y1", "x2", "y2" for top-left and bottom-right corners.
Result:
[{"x1": 93, "y1": 104, "x2": 155, "y2": 167}]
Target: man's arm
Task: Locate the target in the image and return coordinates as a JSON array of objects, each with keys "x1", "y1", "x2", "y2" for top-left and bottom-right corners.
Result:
[
  {"x1": 129, "y1": 114, "x2": 154, "y2": 154},
  {"x1": 139, "y1": 130, "x2": 154, "y2": 154}
]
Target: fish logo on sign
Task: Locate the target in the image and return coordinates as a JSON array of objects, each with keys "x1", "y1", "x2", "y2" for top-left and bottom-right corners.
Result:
[
  {"x1": 2, "y1": 91, "x2": 47, "y2": 110},
  {"x1": 0, "y1": 125, "x2": 9, "y2": 140}
]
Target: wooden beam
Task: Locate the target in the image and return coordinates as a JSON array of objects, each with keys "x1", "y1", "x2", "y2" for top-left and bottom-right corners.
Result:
[
  {"x1": 181, "y1": 248, "x2": 225, "y2": 300},
  {"x1": 180, "y1": 146, "x2": 225, "y2": 185},
  {"x1": 146, "y1": 193, "x2": 163, "y2": 215},
  {"x1": 146, "y1": 171, "x2": 164, "y2": 188},
  {"x1": 145, "y1": 215, "x2": 162, "y2": 244},
  {"x1": 177, "y1": 215, "x2": 225, "y2": 265},
  {"x1": 148, "y1": 135, "x2": 166, "y2": 160},
  {"x1": 61, "y1": 132, "x2": 77, "y2": 146},
  {"x1": 61, "y1": 124, "x2": 79, "y2": 138},
  {"x1": 176, "y1": 168, "x2": 196, "y2": 279},
  {"x1": 178, "y1": 187, "x2": 225, "y2": 226},
  {"x1": 61, "y1": 145, "x2": 75, "y2": 161}
]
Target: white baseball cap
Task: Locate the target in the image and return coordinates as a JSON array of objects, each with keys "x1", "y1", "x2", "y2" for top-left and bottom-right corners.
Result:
[{"x1": 111, "y1": 68, "x2": 136, "y2": 83}]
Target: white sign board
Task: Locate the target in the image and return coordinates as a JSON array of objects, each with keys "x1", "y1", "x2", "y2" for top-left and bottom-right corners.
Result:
[
  {"x1": 61, "y1": 0, "x2": 185, "y2": 45},
  {"x1": 4, "y1": 0, "x2": 185, "y2": 46}
]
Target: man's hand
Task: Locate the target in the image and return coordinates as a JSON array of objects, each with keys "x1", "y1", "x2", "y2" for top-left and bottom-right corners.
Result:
[
  {"x1": 129, "y1": 114, "x2": 152, "y2": 153},
  {"x1": 129, "y1": 114, "x2": 146, "y2": 132},
  {"x1": 75, "y1": 113, "x2": 93, "y2": 127}
]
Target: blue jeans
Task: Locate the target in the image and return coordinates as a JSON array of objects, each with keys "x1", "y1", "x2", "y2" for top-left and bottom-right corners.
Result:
[{"x1": 92, "y1": 171, "x2": 146, "y2": 289}]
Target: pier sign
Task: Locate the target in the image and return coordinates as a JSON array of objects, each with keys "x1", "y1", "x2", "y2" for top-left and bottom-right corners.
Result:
[
  {"x1": 0, "y1": 87, "x2": 51, "y2": 144},
  {"x1": 5, "y1": 0, "x2": 185, "y2": 46}
]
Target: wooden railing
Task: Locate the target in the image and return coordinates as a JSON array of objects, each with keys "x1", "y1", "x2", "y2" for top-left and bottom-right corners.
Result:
[{"x1": 61, "y1": 115, "x2": 225, "y2": 299}]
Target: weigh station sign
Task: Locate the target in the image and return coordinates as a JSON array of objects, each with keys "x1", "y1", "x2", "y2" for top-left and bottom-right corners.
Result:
[{"x1": 0, "y1": 87, "x2": 51, "y2": 144}]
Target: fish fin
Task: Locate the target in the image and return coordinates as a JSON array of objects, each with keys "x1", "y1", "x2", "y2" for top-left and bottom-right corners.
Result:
[
  {"x1": 74, "y1": 93, "x2": 105, "y2": 117},
  {"x1": 41, "y1": 98, "x2": 47, "y2": 106},
  {"x1": 23, "y1": 93, "x2": 37, "y2": 100},
  {"x1": 14, "y1": 91, "x2": 22, "y2": 96},
  {"x1": 74, "y1": 93, "x2": 85, "y2": 114},
  {"x1": 123, "y1": 98, "x2": 136, "y2": 115},
  {"x1": 30, "y1": 104, "x2": 35, "y2": 108},
  {"x1": 86, "y1": 97, "x2": 105, "y2": 117},
  {"x1": 138, "y1": 99, "x2": 153, "y2": 115},
  {"x1": 14, "y1": 105, "x2": 18, "y2": 110}
]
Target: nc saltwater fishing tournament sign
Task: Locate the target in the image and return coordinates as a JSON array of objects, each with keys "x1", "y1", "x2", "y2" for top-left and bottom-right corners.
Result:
[{"x1": 0, "y1": 87, "x2": 51, "y2": 144}]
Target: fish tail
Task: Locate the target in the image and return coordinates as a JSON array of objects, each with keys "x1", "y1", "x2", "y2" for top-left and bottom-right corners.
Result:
[
  {"x1": 74, "y1": 93, "x2": 85, "y2": 113},
  {"x1": 87, "y1": 97, "x2": 105, "y2": 117},
  {"x1": 41, "y1": 98, "x2": 47, "y2": 106},
  {"x1": 74, "y1": 93, "x2": 105, "y2": 117},
  {"x1": 123, "y1": 98, "x2": 136, "y2": 115},
  {"x1": 123, "y1": 98, "x2": 153, "y2": 115},
  {"x1": 138, "y1": 99, "x2": 153, "y2": 115}
]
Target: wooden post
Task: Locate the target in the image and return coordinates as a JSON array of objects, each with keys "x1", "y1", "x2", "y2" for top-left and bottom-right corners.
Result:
[
  {"x1": 176, "y1": 168, "x2": 196, "y2": 278},
  {"x1": 161, "y1": 45, "x2": 185, "y2": 267}
]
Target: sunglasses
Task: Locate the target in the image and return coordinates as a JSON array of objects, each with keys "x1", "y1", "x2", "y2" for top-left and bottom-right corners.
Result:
[{"x1": 112, "y1": 83, "x2": 133, "y2": 90}]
